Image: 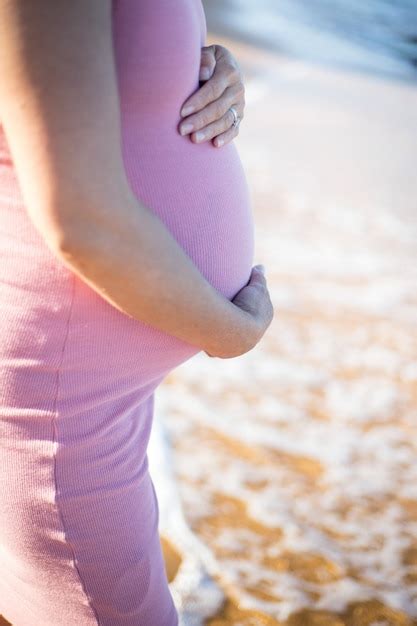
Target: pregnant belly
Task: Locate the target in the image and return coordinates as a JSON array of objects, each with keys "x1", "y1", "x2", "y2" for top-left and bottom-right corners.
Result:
[
  {"x1": 0, "y1": 132, "x2": 254, "y2": 413},
  {"x1": 112, "y1": 0, "x2": 254, "y2": 300},
  {"x1": 102, "y1": 0, "x2": 254, "y2": 376},
  {"x1": 121, "y1": 129, "x2": 255, "y2": 302},
  {"x1": 1, "y1": 59, "x2": 255, "y2": 406},
  {"x1": 56, "y1": 134, "x2": 255, "y2": 400},
  {"x1": 109, "y1": 129, "x2": 255, "y2": 372}
]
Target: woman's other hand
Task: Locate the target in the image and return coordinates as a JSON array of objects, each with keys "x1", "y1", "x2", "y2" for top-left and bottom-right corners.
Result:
[
  {"x1": 204, "y1": 265, "x2": 275, "y2": 359},
  {"x1": 178, "y1": 44, "x2": 245, "y2": 148}
]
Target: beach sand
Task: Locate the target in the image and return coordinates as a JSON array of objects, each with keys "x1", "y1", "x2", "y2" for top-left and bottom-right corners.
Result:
[{"x1": 2, "y1": 22, "x2": 417, "y2": 626}]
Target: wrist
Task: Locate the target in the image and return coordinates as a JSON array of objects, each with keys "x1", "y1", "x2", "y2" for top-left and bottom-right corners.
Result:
[{"x1": 203, "y1": 303, "x2": 254, "y2": 358}]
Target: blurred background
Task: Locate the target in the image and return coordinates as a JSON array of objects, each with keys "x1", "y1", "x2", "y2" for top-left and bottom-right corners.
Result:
[{"x1": 155, "y1": 2, "x2": 417, "y2": 626}]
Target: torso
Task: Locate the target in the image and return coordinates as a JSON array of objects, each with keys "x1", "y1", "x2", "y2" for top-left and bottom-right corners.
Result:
[{"x1": 0, "y1": 0, "x2": 255, "y2": 385}]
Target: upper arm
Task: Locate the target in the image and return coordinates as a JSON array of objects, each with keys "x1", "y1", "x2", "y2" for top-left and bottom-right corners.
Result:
[{"x1": 0, "y1": 0, "x2": 128, "y2": 249}]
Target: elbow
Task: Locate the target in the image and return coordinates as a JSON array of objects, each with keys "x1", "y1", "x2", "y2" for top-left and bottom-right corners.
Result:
[
  {"x1": 53, "y1": 216, "x2": 100, "y2": 263},
  {"x1": 30, "y1": 196, "x2": 98, "y2": 262},
  {"x1": 32, "y1": 180, "x2": 133, "y2": 263}
]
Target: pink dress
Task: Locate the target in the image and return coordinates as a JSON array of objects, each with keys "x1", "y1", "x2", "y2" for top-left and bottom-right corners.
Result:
[{"x1": 0, "y1": 1, "x2": 254, "y2": 625}]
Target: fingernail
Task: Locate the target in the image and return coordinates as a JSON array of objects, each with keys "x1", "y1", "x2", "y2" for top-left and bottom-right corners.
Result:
[
  {"x1": 181, "y1": 105, "x2": 195, "y2": 116},
  {"x1": 200, "y1": 67, "x2": 211, "y2": 80},
  {"x1": 256, "y1": 264, "x2": 265, "y2": 272},
  {"x1": 180, "y1": 123, "x2": 194, "y2": 135},
  {"x1": 195, "y1": 130, "x2": 206, "y2": 142}
]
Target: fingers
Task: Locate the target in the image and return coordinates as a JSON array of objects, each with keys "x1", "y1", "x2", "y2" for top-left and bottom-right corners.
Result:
[
  {"x1": 199, "y1": 45, "x2": 216, "y2": 81},
  {"x1": 212, "y1": 118, "x2": 242, "y2": 147},
  {"x1": 253, "y1": 264, "x2": 266, "y2": 277},
  {"x1": 180, "y1": 60, "x2": 241, "y2": 117},
  {"x1": 180, "y1": 81, "x2": 242, "y2": 131},
  {"x1": 192, "y1": 103, "x2": 243, "y2": 145},
  {"x1": 179, "y1": 44, "x2": 246, "y2": 147},
  {"x1": 179, "y1": 84, "x2": 244, "y2": 143},
  {"x1": 249, "y1": 264, "x2": 267, "y2": 287}
]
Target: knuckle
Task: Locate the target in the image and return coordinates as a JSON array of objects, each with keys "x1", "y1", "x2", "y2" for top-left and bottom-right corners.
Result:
[
  {"x1": 220, "y1": 77, "x2": 230, "y2": 96},
  {"x1": 235, "y1": 83, "x2": 245, "y2": 99},
  {"x1": 204, "y1": 101, "x2": 223, "y2": 124},
  {"x1": 192, "y1": 113, "x2": 204, "y2": 128},
  {"x1": 215, "y1": 100, "x2": 225, "y2": 118},
  {"x1": 204, "y1": 110, "x2": 214, "y2": 126},
  {"x1": 216, "y1": 117, "x2": 227, "y2": 132},
  {"x1": 227, "y1": 65, "x2": 239, "y2": 81},
  {"x1": 211, "y1": 80, "x2": 224, "y2": 100},
  {"x1": 204, "y1": 105, "x2": 218, "y2": 125},
  {"x1": 219, "y1": 117, "x2": 230, "y2": 133},
  {"x1": 215, "y1": 119, "x2": 227, "y2": 135},
  {"x1": 235, "y1": 75, "x2": 243, "y2": 93}
]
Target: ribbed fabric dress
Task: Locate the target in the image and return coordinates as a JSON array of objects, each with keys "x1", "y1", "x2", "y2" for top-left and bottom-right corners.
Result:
[{"x1": 0, "y1": 1, "x2": 254, "y2": 625}]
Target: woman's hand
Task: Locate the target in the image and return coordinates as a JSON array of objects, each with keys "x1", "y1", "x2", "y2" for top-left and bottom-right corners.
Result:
[
  {"x1": 178, "y1": 44, "x2": 245, "y2": 148},
  {"x1": 204, "y1": 265, "x2": 275, "y2": 359}
]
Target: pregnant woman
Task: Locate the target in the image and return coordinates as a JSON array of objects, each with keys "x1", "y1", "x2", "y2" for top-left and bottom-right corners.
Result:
[{"x1": 0, "y1": 1, "x2": 273, "y2": 625}]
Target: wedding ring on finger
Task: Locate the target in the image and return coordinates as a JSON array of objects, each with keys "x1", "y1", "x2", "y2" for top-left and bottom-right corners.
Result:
[{"x1": 228, "y1": 105, "x2": 241, "y2": 129}]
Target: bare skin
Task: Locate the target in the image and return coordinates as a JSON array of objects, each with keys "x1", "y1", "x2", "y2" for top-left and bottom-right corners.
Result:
[
  {"x1": 0, "y1": 0, "x2": 273, "y2": 359},
  {"x1": 179, "y1": 44, "x2": 246, "y2": 148}
]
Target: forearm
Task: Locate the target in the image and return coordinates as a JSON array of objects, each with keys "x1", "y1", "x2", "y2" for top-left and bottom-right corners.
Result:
[{"x1": 55, "y1": 187, "x2": 248, "y2": 354}]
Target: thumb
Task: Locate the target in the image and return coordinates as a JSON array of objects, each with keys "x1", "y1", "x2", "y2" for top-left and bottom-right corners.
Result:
[{"x1": 199, "y1": 45, "x2": 216, "y2": 81}]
